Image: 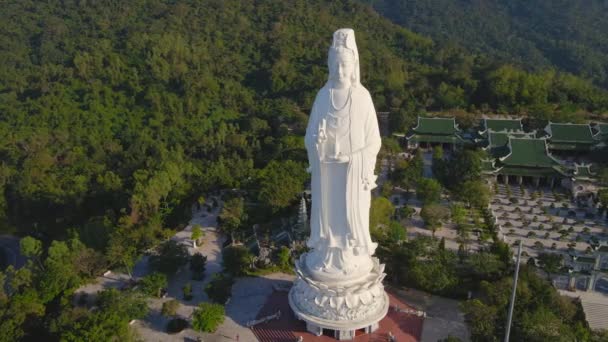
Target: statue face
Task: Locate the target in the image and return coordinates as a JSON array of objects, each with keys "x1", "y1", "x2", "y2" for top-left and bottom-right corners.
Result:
[
  {"x1": 337, "y1": 58, "x2": 354, "y2": 83},
  {"x1": 333, "y1": 52, "x2": 355, "y2": 85}
]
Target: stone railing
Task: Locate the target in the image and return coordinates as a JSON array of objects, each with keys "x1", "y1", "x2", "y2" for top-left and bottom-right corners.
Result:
[
  {"x1": 391, "y1": 305, "x2": 426, "y2": 317},
  {"x1": 246, "y1": 310, "x2": 281, "y2": 327}
]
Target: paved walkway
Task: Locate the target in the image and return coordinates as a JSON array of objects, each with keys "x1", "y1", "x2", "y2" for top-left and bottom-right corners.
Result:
[
  {"x1": 132, "y1": 202, "x2": 229, "y2": 342},
  {"x1": 391, "y1": 287, "x2": 470, "y2": 342}
]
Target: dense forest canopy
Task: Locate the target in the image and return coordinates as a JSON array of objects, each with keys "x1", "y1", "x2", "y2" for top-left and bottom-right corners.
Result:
[
  {"x1": 0, "y1": 0, "x2": 607, "y2": 242},
  {"x1": 365, "y1": 0, "x2": 608, "y2": 89}
]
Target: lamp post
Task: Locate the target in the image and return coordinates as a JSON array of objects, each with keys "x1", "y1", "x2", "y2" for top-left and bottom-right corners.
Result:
[{"x1": 504, "y1": 240, "x2": 523, "y2": 342}]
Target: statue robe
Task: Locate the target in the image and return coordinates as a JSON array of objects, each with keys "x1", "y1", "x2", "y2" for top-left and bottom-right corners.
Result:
[{"x1": 305, "y1": 84, "x2": 381, "y2": 258}]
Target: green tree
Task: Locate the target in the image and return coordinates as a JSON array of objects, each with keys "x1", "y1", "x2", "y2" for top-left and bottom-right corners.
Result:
[
  {"x1": 457, "y1": 180, "x2": 491, "y2": 208},
  {"x1": 205, "y1": 275, "x2": 234, "y2": 304},
  {"x1": 19, "y1": 236, "x2": 43, "y2": 268},
  {"x1": 417, "y1": 178, "x2": 442, "y2": 204},
  {"x1": 56, "y1": 289, "x2": 148, "y2": 342},
  {"x1": 369, "y1": 196, "x2": 395, "y2": 233},
  {"x1": 420, "y1": 204, "x2": 449, "y2": 236},
  {"x1": 161, "y1": 299, "x2": 180, "y2": 317},
  {"x1": 190, "y1": 253, "x2": 207, "y2": 280},
  {"x1": 219, "y1": 197, "x2": 246, "y2": 243},
  {"x1": 392, "y1": 152, "x2": 423, "y2": 192},
  {"x1": 192, "y1": 302, "x2": 225, "y2": 333},
  {"x1": 467, "y1": 252, "x2": 505, "y2": 280},
  {"x1": 150, "y1": 240, "x2": 189, "y2": 275},
  {"x1": 410, "y1": 246, "x2": 458, "y2": 293},
  {"x1": 222, "y1": 245, "x2": 253, "y2": 276},
  {"x1": 139, "y1": 272, "x2": 167, "y2": 298},
  {"x1": 191, "y1": 225, "x2": 203, "y2": 244},
  {"x1": 462, "y1": 299, "x2": 498, "y2": 341},
  {"x1": 106, "y1": 231, "x2": 138, "y2": 279},
  {"x1": 277, "y1": 246, "x2": 291, "y2": 270},
  {"x1": 258, "y1": 160, "x2": 307, "y2": 211},
  {"x1": 537, "y1": 253, "x2": 563, "y2": 276},
  {"x1": 388, "y1": 220, "x2": 406, "y2": 243}
]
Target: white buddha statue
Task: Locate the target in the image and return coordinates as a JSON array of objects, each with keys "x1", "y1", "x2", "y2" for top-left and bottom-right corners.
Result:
[
  {"x1": 290, "y1": 30, "x2": 388, "y2": 337},
  {"x1": 304, "y1": 28, "x2": 381, "y2": 283}
]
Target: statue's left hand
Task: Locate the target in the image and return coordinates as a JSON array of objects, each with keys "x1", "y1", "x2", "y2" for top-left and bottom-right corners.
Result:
[{"x1": 325, "y1": 154, "x2": 350, "y2": 163}]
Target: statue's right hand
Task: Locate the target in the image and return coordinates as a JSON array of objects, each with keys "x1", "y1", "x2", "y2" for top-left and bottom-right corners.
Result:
[{"x1": 317, "y1": 130, "x2": 327, "y2": 144}]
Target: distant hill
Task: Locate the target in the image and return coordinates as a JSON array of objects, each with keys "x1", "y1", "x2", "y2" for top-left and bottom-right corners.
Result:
[{"x1": 365, "y1": 0, "x2": 608, "y2": 88}]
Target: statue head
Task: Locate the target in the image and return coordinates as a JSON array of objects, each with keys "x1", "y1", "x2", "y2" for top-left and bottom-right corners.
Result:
[{"x1": 328, "y1": 28, "x2": 360, "y2": 88}]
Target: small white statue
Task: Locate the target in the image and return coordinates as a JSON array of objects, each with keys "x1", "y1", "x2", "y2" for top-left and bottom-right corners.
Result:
[{"x1": 304, "y1": 28, "x2": 381, "y2": 282}]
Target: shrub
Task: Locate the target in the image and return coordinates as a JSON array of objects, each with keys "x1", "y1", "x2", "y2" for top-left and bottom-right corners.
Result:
[
  {"x1": 139, "y1": 272, "x2": 168, "y2": 298},
  {"x1": 205, "y1": 275, "x2": 234, "y2": 304},
  {"x1": 192, "y1": 303, "x2": 225, "y2": 333},
  {"x1": 150, "y1": 240, "x2": 189, "y2": 275},
  {"x1": 190, "y1": 253, "x2": 207, "y2": 280},
  {"x1": 191, "y1": 225, "x2": 203, "y2": 243},
  {"x1": 398, "y1": 205, "x2": 416, "y2": 219},
  {"x1": 183, "y1": 282, "x2": 193, "y2": 301},
  {"x1": 222, "y1": 245, "x2": 253, "y2": 276},
  {"x1": 162, "y1": 299, "x2": 180, "y2": 317},
  {"x1": 276, "y1": 246, "x2": 291, "y2": 270},
  {"x1": 166, "y1": 318, "x2": 189, "y2": 334}
]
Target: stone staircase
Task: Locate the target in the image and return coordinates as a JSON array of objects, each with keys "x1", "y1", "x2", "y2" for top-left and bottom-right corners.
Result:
[{"x1": 581, "y1": 300, "x2": 608, "y2": 331}]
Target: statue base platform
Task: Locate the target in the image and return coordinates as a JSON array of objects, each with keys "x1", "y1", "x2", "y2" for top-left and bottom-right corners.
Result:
[{"x1": 288, "y1": 253, "x2": 389, "y2": 340}]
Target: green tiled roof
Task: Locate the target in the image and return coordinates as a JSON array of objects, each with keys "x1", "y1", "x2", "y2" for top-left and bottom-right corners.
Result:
[
  {"x1": 487, "y1": 131, "x2": 531, "y2": 158},
  {"x1": 408, "y1": 134, "x2": 464, "y2": 144},
  {"x1": 548, "y1": 142, "x2": 596, "y2": 151},
  {"x1": 597, "y1": 124, "x2": 608, "y2": 141},
  {"x1": 547, "y1": 123, "x2": 595, "y2": 144},
  {"x1": 574, "y1": 165, "x2": 595, "y2": 179},
  {"x1": 498, "y1": 166, "x2": 565, "y2": 177},
  {"x1": 413, "y1": 117, "x2": 459, "y2": 135},
  {"x1": 576, "y1": 256, "x2": 596, "y2": 264},
  {"x1": 501, "y1": 138, "x2": 560, "y2": 168},
  {"x1": 481, "y1": 159, "x2": 495, "y2": 173},
  {"x1": 488, "y1": 132, "x2": 510, "y2": 148},
  {"x1": 484, "y1": 119, "x2": 522, "y2": 132}
]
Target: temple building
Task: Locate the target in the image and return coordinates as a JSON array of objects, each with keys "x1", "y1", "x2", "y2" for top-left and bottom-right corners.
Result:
[
  {"x1": 483, "y1": 136, "x2": 568, "y2": 187},
  {"x1": 544, "y1": 122, "x2": 599, "y2": 152},
  {"x1": 594, "y1": 123, "x2": 608, "y2": 146},
  {"x1": 479, "y1": 117, "x2": 523, "y2": 136},
  {"x1": 405, "y1": 116, "x2": 466, "y2": 149},
  {"x1": 563, "y1": 163, "x2": 601, "y2": 205},
  {"x1": 482, "y1": 130, "x2": 535, "y2": 158}
]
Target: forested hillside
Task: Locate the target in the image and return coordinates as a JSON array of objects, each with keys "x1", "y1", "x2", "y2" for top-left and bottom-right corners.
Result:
[
  {"x1": 2, "y1": 0, "x2": 607, "y2": 243},
  {"x1": 365, "y1": 0, "x2": 608, "y2": 88},
  {"x1": 0, "y1": 0, "x2": 607, "y2": 340}
]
